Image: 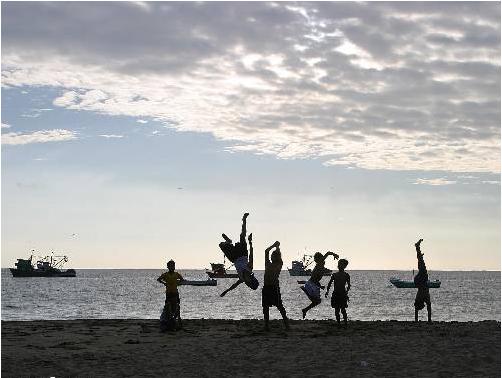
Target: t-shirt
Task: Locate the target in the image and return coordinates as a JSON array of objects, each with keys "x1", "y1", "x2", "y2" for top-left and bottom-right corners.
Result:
[
  {"x1": 160, "y1": 271, "x2": 183, "y2": 293},
  {"x1": 264, "y1": 260, "x2": 282, "y2": 286},
  {"x1": 331, "y1": 271, "x2": 350, "y2": 294}
]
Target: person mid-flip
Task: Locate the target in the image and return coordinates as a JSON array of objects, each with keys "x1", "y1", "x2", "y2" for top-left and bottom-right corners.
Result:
[
  {"x1": 414, "y1": 238, "x2": 432, "y2": 323},
  {"x1": 219, "y1": 212, "x2": 259, "y2": 296},
  {"x1": 262, "y1": 241, "x2": 289, "y2": 331},
  {"x1": 325, "y1": 258, "x2": 351, "y2": 325},
  {"x1": 301, "y1": 251, "x2": 339, "y2": 319}
]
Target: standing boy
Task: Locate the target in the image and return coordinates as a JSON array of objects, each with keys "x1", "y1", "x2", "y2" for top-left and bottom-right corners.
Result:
[
  {"x1": 157, "y1": 260, "x2": 184, "y2": 330},
  {"x1": 325, "y1": 258, "x2": 351, "y2": 325},
  {"x1": 262, "y1": 241, "x2": 289, "y2": 331}
]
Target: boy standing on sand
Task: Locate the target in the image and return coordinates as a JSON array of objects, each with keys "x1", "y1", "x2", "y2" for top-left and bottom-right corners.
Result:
[
  {"x1": 262, "y1": 241, "x2": 289, "y2": 331},
  {"x1": 219, "y1": 213, "x2": 259, "y2": 296},
  {"x1": 325, "y1": 258, "x2": 351, "y2": 325},
  {"x1": 414, "y1": 239, "x2": 432, "y2": 323},
  {"x1": 301, "y1": 251, "x2": 339, "y2": 319},
  {"x1": 157, "y1": 260, "x2": 184, "y2": 329}
]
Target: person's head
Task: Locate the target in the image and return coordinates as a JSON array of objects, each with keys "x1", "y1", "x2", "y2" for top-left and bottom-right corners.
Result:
[
  {"x1": 167, "y1": 260, "x2": 175, "y2": 272},
  {"x1": 242, "y1": 270, "x2": 259, "y2": 290},
  {"x1": 338, "y1": 258, "x2": 348, "y2": 271},
  {"x1": 271, "y1": 248, "x2": 282, "y2": 264},
  {"x1": 314, "y1": 252, "x2": 324, "y2": 265}
]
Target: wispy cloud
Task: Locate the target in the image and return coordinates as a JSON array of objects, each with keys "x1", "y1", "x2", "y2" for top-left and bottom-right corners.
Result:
[
  {"x1": 2, "y1": 2, "x2": 500, "y2": 172},
  {"x1": 99, "y1": 134, "x2": 124, "y2": 138},
  {"x1": 413, "y1": 178, "x2": 457, "y2": 186},
  {"x1": 2, "y1": 129, "x2": 78, "y2": 145},
  {"x1": 137, "y1": 119, "x2": 148, "y2": 124},
  {"x1": 1, "y1": 123, "x2": 12, "y2": 129}
]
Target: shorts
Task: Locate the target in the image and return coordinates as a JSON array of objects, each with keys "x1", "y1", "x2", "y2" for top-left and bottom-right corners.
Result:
[
  {"x1": 166, "y1": 291, "x2": 180, "y2": 305},
  {"x1": 262, "y1": 284, "x2": 283, "y2": 308},
  {"x1": 331, "y1": 291, "x2": 348, "y2": 309},
  {"x1": 301, "y1": 280, "x2": 321, "y2": 302},
  {"x1": 414, "y1": 288, "x2": 431, "y2": 310}
]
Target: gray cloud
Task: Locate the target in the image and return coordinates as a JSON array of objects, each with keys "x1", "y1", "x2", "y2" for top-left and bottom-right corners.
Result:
[{"x1": 1, "y1": 2, "x2": 500, "y2": 173}]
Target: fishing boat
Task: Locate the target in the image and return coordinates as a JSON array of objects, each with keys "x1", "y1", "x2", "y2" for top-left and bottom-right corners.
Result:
[
  {"x1": 288, "y1": 254, "x2": 332, "y2": 277},
  {"x1": 178, "y1": 279, "x2": 217, "y2": 286},
  {"x1": 205, "y1": 262, "x2": 239, "y2": 278},
  {"x1": 389, "y1": 277, "x2": 441, "y2": 288},
  {"x1": 10, "y1": 253, "x2": 76, "y2": 277}
]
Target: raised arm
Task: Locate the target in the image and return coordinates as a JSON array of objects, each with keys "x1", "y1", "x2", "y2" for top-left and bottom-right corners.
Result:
[
  {"x1": 325, "y1": 274, "x2": 335, "y2": 297},
  {"x1": 248, "y1": 233, "x2": 254, "y2": 270},
  {"x1": 323, "y1": 251, "x2": 339, "y2": 261},
  {"x1": 265, "y1": 241, "x2": 280, "y2": 267},
  {"x1": 220, "y1": 279, "x2": 243, "y2": 297},
  {"x1": 240, "y1": 212, "x2": 249, "y2": 244}
]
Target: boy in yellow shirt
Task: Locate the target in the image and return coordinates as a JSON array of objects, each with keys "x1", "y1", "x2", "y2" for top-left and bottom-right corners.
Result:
[{"x1": 157, "y1": 260, "x2": 184, "y2": 330}]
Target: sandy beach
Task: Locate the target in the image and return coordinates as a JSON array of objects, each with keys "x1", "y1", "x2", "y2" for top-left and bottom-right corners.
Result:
[{"x1": 2, "y1": 319, "x2": 500, "y2": 377}]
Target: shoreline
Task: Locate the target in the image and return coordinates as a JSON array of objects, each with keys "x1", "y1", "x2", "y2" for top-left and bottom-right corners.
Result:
[{"x1": 2, "y1": 319, "x2": 500, "y2": 377}]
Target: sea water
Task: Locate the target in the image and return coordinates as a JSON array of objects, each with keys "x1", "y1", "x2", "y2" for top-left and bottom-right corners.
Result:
[{"x1": 1, "y1": 269, "x2": 500, "y2": 322}]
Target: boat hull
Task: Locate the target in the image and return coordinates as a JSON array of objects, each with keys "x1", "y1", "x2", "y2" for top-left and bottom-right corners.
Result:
[
  {"x1": 288, "y1": 269, "x2": 331, "y2": 277},
  {"x1": 179, "y1": 279, "x2": 217, "y2": 286},
  {"x1": 206, "y1": 271, "x2": 239, "y2": 278},
  {"x1": 390, "y1": 278, "x2": 441, "y2": 288},
  {"x1": 9, "y1": 268, "x2": 76, "y2": 277}
]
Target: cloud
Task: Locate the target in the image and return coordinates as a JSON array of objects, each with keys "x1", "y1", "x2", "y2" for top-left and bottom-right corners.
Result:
[
  {"x1": 99, "y1": 134, "x2": 124, "y2": 138},
  {"x1": 1, "y1": 123, "x2": 12, "y2": 129},
  {"x1": 136, "y1": 119, "x2": 148, "y2": 124},
  {"x1": 1, "y1": 2, "x2": 500, "y2": 173},
  {"x1": 413, "y1": 178, "x2": 457, "y2": 186},
  {"x1": 2, "y1": 129, "x2": 78, "y2": 145}
]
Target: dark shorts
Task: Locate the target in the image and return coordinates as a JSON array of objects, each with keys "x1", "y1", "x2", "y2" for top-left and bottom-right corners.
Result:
[
  {"x1": 219, "y1": 242, "x2": 247, "y2": 263},
  {"x1": 331, "y1": 291, "x2": 348, "y2": 309},
  {"x1": 414, "y1": 288, "x2": 431, "y2": 310},
  {"x1": 262, "y1": 284, "x2": 283, "y2": 308},
  {"x1": 166, "y1": 291, "x2": 180, "y2": 305}
]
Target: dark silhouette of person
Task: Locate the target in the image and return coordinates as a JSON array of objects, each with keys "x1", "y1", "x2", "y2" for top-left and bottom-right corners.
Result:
[
  {"x1": 325, "y1": 258, "x2": 351, "y2": 325},
  {"x1": 262, "y1": 241, "x2": 289, "y2": 331},
  {"x1": 219, "y1": 213, "x2": 259, "y2": 296},
  {"x1": 301, "y1": 251, "x2": 339, "y2": 319},
  {"x1": 157, "y1": 260, "x2": 184, "y2": 330},
  {"x1": 414, "y1": 239, "x2": 432, "y2": 323}
]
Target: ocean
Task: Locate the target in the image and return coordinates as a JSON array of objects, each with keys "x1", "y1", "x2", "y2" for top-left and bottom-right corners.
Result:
[{"x1": 1, "y1": 269, "x2": 500, "y2": 322}]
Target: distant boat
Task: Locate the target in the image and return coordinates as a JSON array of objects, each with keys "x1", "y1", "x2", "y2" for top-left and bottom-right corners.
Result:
[
  {"x1": 10, "y1": 253, "x2": 76, "y2": 277},
  {"x1": 178, "y1": 279, "x2": 217, "y2": 286},
  {"x1": 288, "y1": 254, "x2": 331, "y2": 277},
  {"x1": 206, "y1": 263, "x2": 239, "y2": 278},
  {"x1": 390, "y1": 277, "x2": 441, "y2": 288}
]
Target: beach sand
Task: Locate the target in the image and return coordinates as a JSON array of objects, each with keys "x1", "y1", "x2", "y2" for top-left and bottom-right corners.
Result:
[{"x1": 2, "y1": 319, "x2": 500, "y2": 377}]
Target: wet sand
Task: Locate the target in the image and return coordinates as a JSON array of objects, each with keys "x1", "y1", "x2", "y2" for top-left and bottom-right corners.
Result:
[{"x1": 2, "y1": 319, "x2": 500, "y2": 377}]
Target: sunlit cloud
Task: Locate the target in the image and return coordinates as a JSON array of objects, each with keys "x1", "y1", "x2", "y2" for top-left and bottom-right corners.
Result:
[
  {"x1": 2, "y1": 2, "x2": 500, "y2": 173},
  {"x1": 2, "y1": 129, "x2": 78, "y2": 145},
  {"x1": 99, "y1": 134, "x2": 124, "y2": 138}
]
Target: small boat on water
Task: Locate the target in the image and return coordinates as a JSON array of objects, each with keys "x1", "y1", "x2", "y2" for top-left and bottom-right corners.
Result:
[
  {"x1": 390, "y1": 277, "x2": 441, "y2": 288},
  {"x1": 10, "y1": 253, "x2": 76, "y2": 277},
  {"x1": 178, "y1": 279, "x2": 217, "y2": 286},
  {"x1": 288, "y1": 254, "x2": 331, "y2": 277},
  {"x1": 205, "y1": 262, "x2": 238, "y2": 278}
]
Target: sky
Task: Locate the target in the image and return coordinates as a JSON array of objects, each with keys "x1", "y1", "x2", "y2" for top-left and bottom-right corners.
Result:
[{"x1": 1, "y1": 2, "x2": 500, "y2": 270}]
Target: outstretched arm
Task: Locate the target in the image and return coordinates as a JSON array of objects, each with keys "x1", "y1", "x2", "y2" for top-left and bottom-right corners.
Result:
[
  {"x1": 220, "y1": 279, "x2": 243, "y2": 297},
  {"x1": 323, "y1": 251, "x2": 339, "y2": 261},
  {"x1": 325, "y1": 274, "x2": 335, "y2": 298},
  {"x1": 248, "y1": 233, "x2": 254, "y2": 270},
  {"x1": 240, "y1": 212, "x2": 249, "y2": 244}
]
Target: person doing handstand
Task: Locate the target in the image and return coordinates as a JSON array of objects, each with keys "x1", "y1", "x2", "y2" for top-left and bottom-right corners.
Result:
[
  {"x1": 325, "y1": 258, "x2": 351, "y2": 325},
  {"x1": 414, "y1": 238, "x2": 432, "y2": 323},
  {"x1": 219, "y1": 213, "x2": 259, "y2": 296},
  {"x1": 262, "y1": 241, "x2": 289, "y2": 331},
  {"x1": 301, "y1": 251, "x2": 339, "y2": 319}
]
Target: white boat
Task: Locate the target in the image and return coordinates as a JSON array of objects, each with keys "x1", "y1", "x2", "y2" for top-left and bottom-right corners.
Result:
[{"x1": 288, "y1": 254, "x2": 331, "y2": 277}]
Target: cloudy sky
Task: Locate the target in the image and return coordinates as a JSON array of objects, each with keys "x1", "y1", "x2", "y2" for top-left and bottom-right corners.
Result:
[{"x1": 2, "y1": 2, "x2": 500, "y2": 270}]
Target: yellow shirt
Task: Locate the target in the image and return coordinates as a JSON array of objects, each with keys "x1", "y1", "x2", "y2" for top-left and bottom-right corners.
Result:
[{"x1": 160, "y1": 271, "x2": 183, "y2": 293}]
